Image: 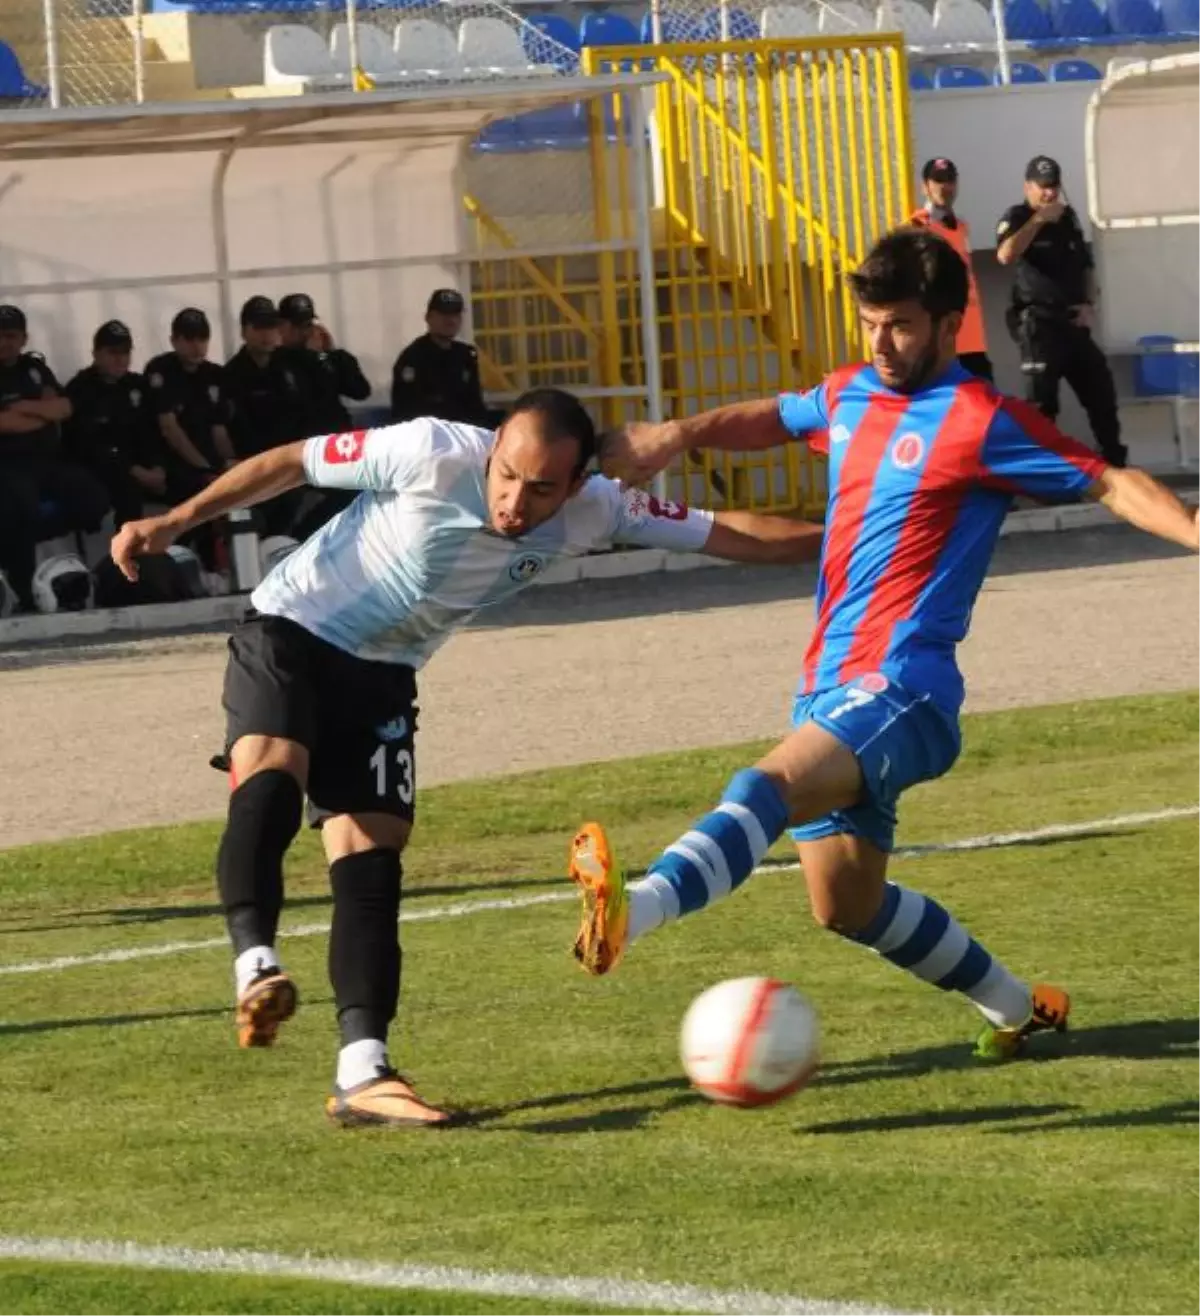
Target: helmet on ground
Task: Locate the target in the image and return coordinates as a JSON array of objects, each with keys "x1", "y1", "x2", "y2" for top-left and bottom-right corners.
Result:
[{"x1": 32, "y1": 554, "x2": 93, "y2": 614}]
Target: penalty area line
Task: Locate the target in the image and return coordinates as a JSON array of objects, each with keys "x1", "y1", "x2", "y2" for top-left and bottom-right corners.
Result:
[
  {"x1": 1, "y1": 804, "x2": 1194, "y2": 979},
  {"x1": 0, "y1": 1234, "x2": 915, "y2": 1316}
]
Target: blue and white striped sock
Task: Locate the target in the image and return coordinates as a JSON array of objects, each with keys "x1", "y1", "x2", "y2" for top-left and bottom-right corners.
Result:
[
  {"x1": 626, "y1": 768, "x2": 789, "y2": 940},
  {"x1": 848, "y1": 881, "x2": 1032, "y2": 1027}
]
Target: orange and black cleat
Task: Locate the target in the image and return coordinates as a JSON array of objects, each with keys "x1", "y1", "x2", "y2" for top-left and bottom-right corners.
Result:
[
  {"x1": 975, "y1": 982, "x2": 1070, "y2": 1060},
  {"x1": 236, "y1": 969, "x2": 298, "y2": 1049},
  {"x1": 325, "y1": 1070, "x2": 461, "y2": 1129},
  {"x1": 569, "y1": 821, "x2": 629, "y2": 977}
]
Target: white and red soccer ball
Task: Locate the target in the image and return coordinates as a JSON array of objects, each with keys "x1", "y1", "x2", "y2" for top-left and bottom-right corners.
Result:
[{"x1": 680, "y1": 977, "x2": 820, "y2": 1107}]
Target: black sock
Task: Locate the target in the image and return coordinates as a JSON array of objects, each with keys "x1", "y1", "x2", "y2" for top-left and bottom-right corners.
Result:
[
  {"x1": 215, "y1": 770, "x2": 303, "y2": 956},
  {"x1": 328, "y1": 848, "x2": 402, "y2": 1047}
]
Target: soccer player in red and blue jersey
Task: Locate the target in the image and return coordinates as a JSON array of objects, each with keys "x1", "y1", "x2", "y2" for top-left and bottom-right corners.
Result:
[{"x1": 568, "y1": 226, "x2": 1199, "y2": 1058}]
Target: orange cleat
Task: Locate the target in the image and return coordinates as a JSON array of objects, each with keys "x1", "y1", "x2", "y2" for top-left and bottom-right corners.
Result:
[
  {"x1": 975, "y1": 982, "x2": 1070, "y2": 1060},
  {"x1": 236, "y1": 970, "x2": 298, "y2": 1049},
  {"x1": 325, "y1": 1070, "x2": 461, "y2": 1128},
  {"x1": 569, "y1": 822, "x2": 629, "y2": 977}
]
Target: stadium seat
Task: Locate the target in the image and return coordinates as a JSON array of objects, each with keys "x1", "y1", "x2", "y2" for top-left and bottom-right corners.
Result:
[
  {"x1": 700, "y1": 6, "x2": 759, "y2": 39},
  {"x1": 0, "y1": 40, "x2": 46, "y2": 98},
  {"x1": 473, "y1": 117, "x2": 526, "y2": 154},
  {"x1": 264, "y1": 25, "x2": 348, "y2": 88},
  {"x1": 933, "y1": 62, "x2": 991, "y2": 85},
  {"x1": 329, "y1": 22, "x2": 406, "y2": 82},
  {"x1": 1049, "y1": 56, "x2": 1102, "y2": 76},
  {"x1": 1003, "y1": 0, "x2": 1055, "y2": 40},
  {"x1": 393, "y1": 18, "x2": 462, "y2": 77},
  {"x1": 909, "y1": 66, "x2": 934, "y2": 86},
  {"x1": 459, "y1": 17, "x2": 557, "y2": 76},
  {"x1": 640, "y1": 9, "x2": 705, "y2": 41},
  {"x1": 876, "y1": 0, "x2": 938, "y2": 42},
  {"x1": 818, "y1": 0, "x2": 874, "y2": 30},
  {"x1": 579, "y1": 11, "x2": 642, "y2": 48},
  {"x1": 1049, "y1": 0, "x2": 1115, "y2": 40},
  {"x1": 523, "y1": 13, "x2": 580, "y2": 69},
  {"x1": 1160, "y1": 0, "x2": 1200, "y2": 34},
  {"x1": 760, "y1": 3, "x2": 822, "y2": 37},
  {"x1": 1106, "y1": 0, "x2": 1163, "y2": 36},
  {"x1": 995, "y1": 58, "x2": 1048, "y2": 79},
  {"x1": 931, "y1": 0, "x2": 998, "y2": 43},
  {"x1": 1134, "y1": 335, "x2": 1182, "y2": 395},
  {"x1": 517, "y1": 101, "x2": 590, "y2": 149}
]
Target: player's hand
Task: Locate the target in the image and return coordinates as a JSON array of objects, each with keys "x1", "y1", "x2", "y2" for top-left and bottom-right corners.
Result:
[
  {"x1": 309, "y1": 321, "x2": 334, "y2": 352},
  {"x1": 111, "y1": 515, "x2": 182, "y2": 582},
  {"x1": 1034, "y1": 200, "x2": 1066, "y2": 225},
  {"x1": 599, "y1": 421, "x2": 683, "y2": 486}
]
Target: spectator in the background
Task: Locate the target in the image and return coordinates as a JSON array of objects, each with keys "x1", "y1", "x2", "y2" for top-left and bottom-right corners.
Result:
[
  {"x1": 145, "y1": 308, "x2": 238, "y2": 491},
  {"x1": 65, "y1": 320, "x2": 166, "y2": 527},
  {"x1": 278, "y1": 292, "x2": 372, "y2": 433},
  {"x1": 0, "y1": 304, "x2": 109, "y2": 611},
  {"x1": 390, "y1": 289, "x2": 491, "y2": 426}
]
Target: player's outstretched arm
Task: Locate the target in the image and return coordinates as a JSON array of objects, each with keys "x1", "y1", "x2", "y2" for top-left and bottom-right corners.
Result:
[
  {"x1": 1086, "y1": 466, "x2": 1200, "y2": 552},
  {"x1": 701, "y1": 511, "x2": 825, "y2": 565},
  {"x1": 111, "y1": 440, "x2": 308, "y2": 581}
]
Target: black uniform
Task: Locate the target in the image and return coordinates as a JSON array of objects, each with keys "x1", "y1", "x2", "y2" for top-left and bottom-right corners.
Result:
[
  {"x1": 144, "y1": 351, "x2": 230, "y2": 476},
  {"x1": 390, "y1": 334, "x2": 489, "y2": 426},
  {"x1": 64, "y1": 366, "x2": 163, "y2": 526},
  {"x1": 0, "y1": 353, "x2": 111, "y2": 609},
  {"x1": 996, "y1": 201, "x2": 1127, "y2": 467},
  {"x1": 223, "y1": 346, "x2": 317, "y2": 458},
  {"x1": 277, "y1": 345, "x2": 371, "y2": 434}
]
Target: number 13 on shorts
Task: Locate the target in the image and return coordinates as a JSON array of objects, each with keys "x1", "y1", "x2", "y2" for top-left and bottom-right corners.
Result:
[{"x1": 369, "y1": 743, "x2": 414, "y2": 804}]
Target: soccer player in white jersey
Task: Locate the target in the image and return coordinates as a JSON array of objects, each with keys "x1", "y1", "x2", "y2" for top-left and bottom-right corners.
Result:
[{"x1": 112, "y1": 388, "x2": 825, "y2": 1127}]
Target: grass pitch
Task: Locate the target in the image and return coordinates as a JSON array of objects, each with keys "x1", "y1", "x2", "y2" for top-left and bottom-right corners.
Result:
[{"x1": 0, "y1": 693, "x2": 1196, "y2": 1315}]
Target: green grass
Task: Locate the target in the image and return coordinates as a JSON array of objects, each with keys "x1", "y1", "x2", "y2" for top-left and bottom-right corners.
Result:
[{"x1": 0, "y1": 692, "x2": 1196, "y2": 1315}]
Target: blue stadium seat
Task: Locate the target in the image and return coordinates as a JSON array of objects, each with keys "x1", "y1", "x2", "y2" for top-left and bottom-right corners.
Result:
[
  {"x1": 1049, "y1": 56, "x2": 1102, "y2": 77},
  {"x1": 1049, "y1": 0, "x2": 1116, "y2": 40},
  {"x1": 933, "y1": 63, "x2": 991, "y2": 86},
  {"x1": 515, "y1": 102, "x2": 590, "y2": 150},
  {"x1": 0, "y1": 40, "x2": 47, "y2": 97},
  {"x1": 1134, "y1": 335, "x2": 1182, "y2": 395},
  {"x1": 1160, "y1": 0, "x2": 1200, "y2": 34},
  {"x1": 1004, "y1": 0, "x2": 1056, "y2": 39},
  {"x1": 523, "y1": 12, "x2": 580, "y2": 67},
  {"x1": 641, "y1": 9, "x2": 706, "y2": 41},
  {"x1": 473, "y1": 117, "x2": 527, "y2": 154},
  {"x1": 909, "y1": 67, "x2": 934, "y2": 88},
  {"x1": 579, "y1": 11, "x2": 641, "y2": 47},
  {"x1": 995, "y1": 59, "x2": 1048, "y2": 80},
  {"x1": 1107, "y1": 0, "x2": 1163, "y2": 35},
  {"x1": 699, "y1": 5, "x2": 759, "y2": 38}
]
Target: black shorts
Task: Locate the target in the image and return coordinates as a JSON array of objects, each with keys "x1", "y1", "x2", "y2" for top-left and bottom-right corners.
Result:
[{"x1": 221, "y1": 612, "x2": 419, "y2": 825}]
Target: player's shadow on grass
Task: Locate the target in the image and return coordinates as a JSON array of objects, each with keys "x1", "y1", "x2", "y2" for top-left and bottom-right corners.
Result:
[
  {"x1": 813, "y1": 1016, "x2": 1197, "y2": 1089},
  {"x1": 0, "y1": 996, "x2": 338, "y2": 1038},
  {"x1": 467, "y1": 1075, "x2": 705, "y2": 1133}
]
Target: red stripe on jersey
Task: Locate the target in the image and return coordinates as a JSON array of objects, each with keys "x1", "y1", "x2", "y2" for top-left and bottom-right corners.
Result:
[
  {"x1": 837, "y1": 379, "x2": 996, "y2": 682},
  {"x1": 802, "y1": 390, "x2": 904, "y2": 692},
  {"x1": 994, "y1": 397, "x2": 1108, "y2": 483}
]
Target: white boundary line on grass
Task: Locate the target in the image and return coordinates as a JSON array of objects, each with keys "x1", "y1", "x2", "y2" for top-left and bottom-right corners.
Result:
[
  {"x1": 0, "y1": 1235, "x2": 912, "y2": 1315},
  {"x1": 2, "y1": 805, "x2": 1195, "y2": 979}
]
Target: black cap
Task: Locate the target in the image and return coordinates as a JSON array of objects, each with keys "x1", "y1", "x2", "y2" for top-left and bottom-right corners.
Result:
[
  {"x1": 922, "y1": 156, "x2": 958, "y2": 183},
  {"x1": 240, "y1": 295, "x2": 281, "y2": 329},
  {"x1": 0, "y1": 304, "x2": 27, "y2": 332},
  {"x1": 1025, "y1": 155, "x2": 1062, "y2": 186},
  {"x1": 171, "y1": 307, "x2": 211, "y2": 339},
  {"x1": 279, "y1": 292, "x2": 316, "y2": 325},
  {"x1": 94, "y1": 319, "x2": 133, "y2": 351},
  {"x1": 427, "y1": 288, "x2": 464, "y2": 315}
]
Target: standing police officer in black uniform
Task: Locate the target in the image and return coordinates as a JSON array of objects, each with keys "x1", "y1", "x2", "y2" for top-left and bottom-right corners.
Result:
[
  {"x1": 390, "y1": 289, "x2": 491, "y2": 425},
  {"x1": 277, "y1": 293, "x2": 372, "y2": 433},
  {"x1": 997, "y1": 155, "x2": 1128, "y2": 467},
  {"x1": 66, "y1": 320, "x2": 166, "y2": 527}
]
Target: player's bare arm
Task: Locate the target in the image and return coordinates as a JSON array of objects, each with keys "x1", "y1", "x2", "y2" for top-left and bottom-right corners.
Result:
[
  {"x1": 1086, "y1": 465, "x2": 1200, "y2": 552},
  {"x1": 601, "y1": 400, "x2": 790, "y2": 486},
  {"x1": 111, "y1": 440, "x2": 309, "y2": 580},
  {"x1": 702, "y1": 511, "x2": 825, "y2": 565}
]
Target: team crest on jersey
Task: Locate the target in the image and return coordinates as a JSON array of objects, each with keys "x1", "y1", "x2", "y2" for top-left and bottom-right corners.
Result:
[
  {"x1": 324, "y1": 430, "x2": 367, "y2": 464},
  {"x1": 149, "y1": 372, "x2": 163, "y2": 389},
  {"x1": 830, "y1": 423, "x2": 851, "y2": 446},
  {"x1": 509, "y1": 553, "x2": 546, "y2": 582},
  {"x1": 857, "y1": 672, "x2": 889, "y2": 694},
  {"x1": 129, "y1": 389, "x2": 141, "y2": 406},
  {"x1": 208, "y1": 385, "x2": 220, "y2": 404},
  {"x1": 892, "y1": 432, "x2": 925, "y2": 470}
]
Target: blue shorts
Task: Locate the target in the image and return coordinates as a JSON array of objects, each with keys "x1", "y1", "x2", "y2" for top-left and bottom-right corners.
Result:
[{"x1": 788, "y1": 674, "x2": 961, "y2": 853}]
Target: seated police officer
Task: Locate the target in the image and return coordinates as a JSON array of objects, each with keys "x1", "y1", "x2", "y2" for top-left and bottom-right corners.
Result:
[
  {"x1": 66, "y1": 320, "x2": 167, "y2": 527},
  {"x1": 277, "y1": 293, "x2": 372, "y2": 433},
  {"x1": 390, "y1": 289, "x2": 491, "y2": 426},
  {"x1": 0, "y1": 304, "x2": 109, "y2": 611},
  {"x1": 997, "y1": 155, "x2": 1128, "y2": 468}
]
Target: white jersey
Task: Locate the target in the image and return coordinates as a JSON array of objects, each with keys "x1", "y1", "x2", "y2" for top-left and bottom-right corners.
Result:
[{"x1": 251, "y1": 419, "x2": 714, "y2": 668}]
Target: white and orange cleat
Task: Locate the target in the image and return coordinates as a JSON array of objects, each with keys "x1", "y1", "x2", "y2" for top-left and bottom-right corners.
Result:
[
  {"x1": 975, "y1": 982, "x2": 1070, "y2": 1060},
  {"x1": 236, "y1": 969, "x2": 298, "y2": 1049},
  {"x1": 325, "y1": 1070, "x2": 461, "y2": 1128},
  {"x1": 569, "y1": 822, "x2": 629, "y2": 977}
]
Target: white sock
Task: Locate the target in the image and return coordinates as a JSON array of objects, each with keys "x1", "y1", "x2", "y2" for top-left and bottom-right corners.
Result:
[
  {"x1": 337, "y1": 1038, "x2": 390, "y2": 1090},
  {"x1": 234, "y1": 945, "x2": 280, "y2": 997},
  {"x1": 626, "y1": 875, "x2": 679, "y2": 942},
  {"x1": 969, "y1": 961, "x2": 1033, "y2": 1028}
]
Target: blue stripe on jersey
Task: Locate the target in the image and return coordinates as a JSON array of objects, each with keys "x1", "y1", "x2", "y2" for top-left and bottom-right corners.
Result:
[{"x1": 811, "y1": 382, "x2": 961, "y2": 692}]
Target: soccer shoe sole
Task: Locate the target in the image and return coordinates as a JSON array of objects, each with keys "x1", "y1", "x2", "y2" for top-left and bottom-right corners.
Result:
[
  {"x1": 975, "y1": 983, "x2": 1070, "y2": 1061},
  {"x1": 325, "y1": 1081, "x2": 462, "y2": 1129},
  {"x1": 236, "y1": 973, "x2": 298, "y2": 1049},
  {"x1": 569, "y1": 821, "x2": 628, "y2": 977}
]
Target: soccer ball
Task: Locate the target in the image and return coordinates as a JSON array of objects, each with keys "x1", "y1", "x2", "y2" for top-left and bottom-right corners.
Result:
[{"x1": 680, "y1": 977, "x2": 820, "y2": 1107}]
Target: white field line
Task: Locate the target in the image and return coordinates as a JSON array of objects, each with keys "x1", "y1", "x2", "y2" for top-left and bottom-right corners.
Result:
[
  {"x1": 2, "y1": 805, "x2": 1195, "y2": 980},
  {"x1": 0, "y1": 1235, "x2": 914, "y2": 1316}
]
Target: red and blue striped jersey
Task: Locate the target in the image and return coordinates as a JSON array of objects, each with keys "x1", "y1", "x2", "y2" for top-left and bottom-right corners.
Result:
[{"x1": 780, "y1": 361, "x2": 1107, "y2": 713}]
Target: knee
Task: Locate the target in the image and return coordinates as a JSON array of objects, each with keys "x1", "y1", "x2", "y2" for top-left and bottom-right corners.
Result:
[
  {"x1": 324, "y1": 812, "x2": 411, "y2": 859},
  {"x1": 805, "y1": 872, "x2": 888, "y2": 936}
]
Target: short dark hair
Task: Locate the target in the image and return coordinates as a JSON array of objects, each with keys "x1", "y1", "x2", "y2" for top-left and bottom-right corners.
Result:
[
  {"x1": 847, "y1": 227, "x2": 969, "y2": 320},
  {"x1": 509, "y1": 388, "x2": 597, "y2": 478}
]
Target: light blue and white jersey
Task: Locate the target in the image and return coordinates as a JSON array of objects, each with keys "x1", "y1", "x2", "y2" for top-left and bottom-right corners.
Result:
[{"x1": 251, "y1": 418, "x2": 714, "y2": 667}]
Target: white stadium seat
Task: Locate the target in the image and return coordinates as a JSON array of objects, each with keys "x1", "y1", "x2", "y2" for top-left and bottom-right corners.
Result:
[
  {"x1": 330, "y1": 22, "x2": 406, "y2": 83},
  {"x1": 876, "y1": 0, "x2": 939, "y2": 42},
  {"x1": 264, "y1": 24, "x2": 348, "y2": 90},
  {"x1": 760, "y1": 3, "x2": 823, "y2": 36},
  {"x1": 817, "y1": 1, "x2": 875, "y2": 31},
  {"x1": 931, "y1": 0, "x2": 999, "y2": 45},
  {"x1": 392, "y1": 19, "x2": 463, "y2": 78},
  {"x1": 457, "y1": 17, "x2": 556, "y2": 76}
]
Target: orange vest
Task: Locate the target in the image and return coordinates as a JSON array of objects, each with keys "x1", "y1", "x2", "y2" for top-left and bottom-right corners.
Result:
[{"x1": 909, "y1": 208, "x2": 988, "y2": 355}]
